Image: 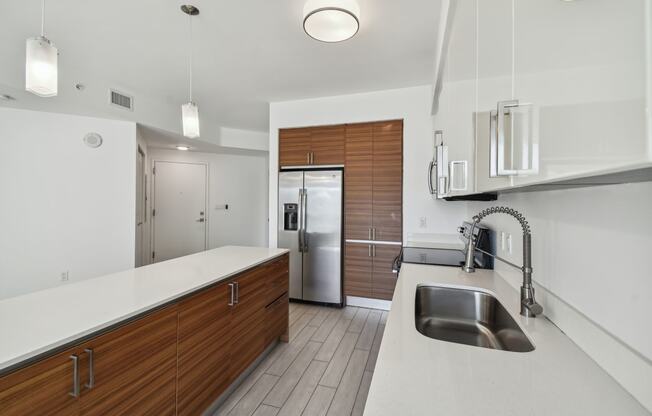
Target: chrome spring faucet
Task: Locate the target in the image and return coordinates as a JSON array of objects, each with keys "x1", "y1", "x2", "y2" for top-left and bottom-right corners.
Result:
[{"x1": 463, "y1": 207, "x2": 544, "y2": 318}]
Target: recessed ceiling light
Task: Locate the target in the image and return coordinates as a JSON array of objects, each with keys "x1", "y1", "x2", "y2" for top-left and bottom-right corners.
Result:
[
  {"x1": 0, "y1": 94, "x2": 16, "y2": 101},
  {"x1": 176, "y1": 145, "x2": 190, "y2": 151},
  {"x1": 303, "y1": 0, "x2": 360, "y2": 43}
]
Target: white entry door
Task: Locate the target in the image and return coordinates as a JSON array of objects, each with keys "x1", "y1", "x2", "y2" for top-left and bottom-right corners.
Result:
[{"x1": 152, "y1": 161, "x2": 208, "y2": 263}]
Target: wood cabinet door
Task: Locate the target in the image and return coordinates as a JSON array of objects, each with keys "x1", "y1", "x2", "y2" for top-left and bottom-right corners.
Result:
[
  {"x1": 79, "y1": 307, "x2": 178, "y2": 416},
  {"x1": 372, "y1": 244, "x2": 402, "y2": 301},
  {"x1": 265, "y1": 293, "x2": 289, "y2": 346},
  {"x1": 177, "y1": 282, "x2": 232, "y2": 416},
  {"x1": 229, "y1": 266, "x2": 268, "y2": 381},
  {"x1": 311, "y1": 124, "x2": 345, "y2": 165},
  {"x1": 344, "y1": 123, "x2": 374, "y2": 240},
  {"x1": 372, "y1": 120, "x2": 403, "y2": 242},
  {"x1": 0, "y1": 349, "x2": 81, "y2": 416},
  {"x1": 279, "y1": 128, "x2": 312, "y2": 167},
  {"x1": 344, "y1": 242, "x2": 373, "y2": 298}
]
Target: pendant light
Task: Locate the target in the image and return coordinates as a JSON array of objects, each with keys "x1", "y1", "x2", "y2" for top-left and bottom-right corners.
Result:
[
  {"x1": 181, "y1": 5, "x2": 200, "y2": 139},
  {"x1": 303, "y1": 0, "x2": 360, "y2": 43},
  {"x1": 26, "y1": 0, "x2": 58, "y2": 97}
]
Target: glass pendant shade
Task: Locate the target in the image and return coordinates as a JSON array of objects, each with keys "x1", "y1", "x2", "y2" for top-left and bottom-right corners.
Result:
[
  {"x1": 182, "y1": 102, "x2": 200, "y2": 138},
  {"x1": 303, "y1": 0, "x2": 360, "y2": 42},
  {"x1": 25, "y1": 36, "x2": 58, "y2": 97}
]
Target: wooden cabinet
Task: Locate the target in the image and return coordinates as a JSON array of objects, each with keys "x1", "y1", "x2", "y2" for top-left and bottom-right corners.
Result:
[
  {"x1": 371, "y1": 245, "x2": 401, "y2": 300},
  {"x1": 344, "y1": 120, "x2": 403, "y2": 243},
  {"x1": 279, "y1": 125, "x2": 345, "y2": 167},
  {"x1": 344, "y1": 242, "x2": 373, "y2": 297},
  {"x1": 79, "y1": 307, "x2": 178, "y2": 416},
  {"x1": 228, "y1": 263, "x2": 270, "y2": 381},
  {"x1": 371, "y1": 121, "x2": 403, "y2": 242},
  {"x1": 0, "y1": 254, "x2": 290, "y2": 416},
  {"x1": 265, "y1": 293, "x2": 289, "y2": 345},
  {"x1": 177, "y1": 283, "x2": 232, "y2": 416},
  {"x1": 343, "y1": 119, "x2": 403, "y2": 300},
  {"x1": 344, "y1": 123, "x2": 374, "y2": 241},
  {"x1": 279, "y1": 128, "x2": 312, "y2": 167},
  {"x1": 0, "y1": 348, "x2": 81, "y2": 416},
  {"x1": 344, "y1": 242, "x2": 400, "y2": 301}
]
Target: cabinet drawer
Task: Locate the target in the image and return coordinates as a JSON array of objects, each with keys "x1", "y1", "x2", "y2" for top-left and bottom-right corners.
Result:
[
  {"x1": 266, "y1": 256, "x2": 289, "y2": 306},
  {"x1": 265, "y1": 293, "x2": 289, "y2": 346}
]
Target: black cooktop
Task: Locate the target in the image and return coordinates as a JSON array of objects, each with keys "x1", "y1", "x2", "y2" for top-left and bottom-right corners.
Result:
[{"x1": 400, "y1": 247, "x2": 468, "y2": 267}]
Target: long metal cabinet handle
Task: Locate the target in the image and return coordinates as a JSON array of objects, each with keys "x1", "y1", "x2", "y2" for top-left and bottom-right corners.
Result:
[
  {"x1": 302, "y1": 189, "x2": 308, "y2": 252},
  {"x1": 228, "y1": 283, "x2": 235, "y2": 306},
  {"x1": 368, "y1": 244, "x2": 372, "y2": 257},
  {"x1": 428, "y1": 160, "x2": 436, "y2": 194},
  {"x1": 84, "y1": 349, "x2": 95, "y2": 389},
  {"x1": 298, "y1": 189, "x2": 304, "y2": 253},
  {"x1": 496, "y1": 99, "x2": 520, "y2": 176},
  {"x1": 235, "y1": 282, "x2": 240, "y2": 304},
  {"x1": 372, "y1": 245, "x2": 376, "y2": 257},
  {"x1": 371, "y1": 228, "x2": 376, "y2": 241},
  {"x1": 69, "y1": 355, "x2": 80, "y2": 397},
  {"x1": 306, "y1": 152, "x2": 310, "y2": 164}
]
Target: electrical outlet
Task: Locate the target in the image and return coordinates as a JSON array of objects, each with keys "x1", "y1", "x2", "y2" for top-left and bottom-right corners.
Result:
[
  {"x1": 507, "y1": 234, "x2": 513, "y2": 255},
  {"x1": 419, "y1": 217, "x2": 427, "y2": 228},
  {"x1": 60, "y1": 271, "x2": 69, "y2": 282}
]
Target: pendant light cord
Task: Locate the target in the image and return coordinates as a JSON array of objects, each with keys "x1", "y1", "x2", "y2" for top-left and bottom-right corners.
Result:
[
  {"x1": 188, "y1": 13, "x2": 193, "y2": 103},
  {"x1": 41, "y1": 0, "x2": 45, "y2": 36}
]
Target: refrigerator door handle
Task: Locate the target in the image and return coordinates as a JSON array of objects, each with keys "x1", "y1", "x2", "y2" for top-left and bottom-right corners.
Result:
[
  {"x1": 302, "y1": 189, "x2": 308, "y2": 252},
  {"x1": 298, "y1": 189, "x2": 304, "y2": 252}
]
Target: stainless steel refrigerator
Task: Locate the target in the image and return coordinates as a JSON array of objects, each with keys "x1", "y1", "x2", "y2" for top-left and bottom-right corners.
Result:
[{"x1": 278, "y1": 170, "x2": 343, "y2": 305}]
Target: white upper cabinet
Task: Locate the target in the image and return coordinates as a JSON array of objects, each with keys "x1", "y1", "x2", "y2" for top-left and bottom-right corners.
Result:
[
  {"x1": 511, "y1": 0, "x2": 650, "y2": 187},
  {"x1": 475, "y1": 0, "x2": 514, "y2": 193},
  {"x1": 433, "y1": 0, "x2": 650, "y2": 195},
  {"x1": 432, "y1": 0, "x2": 478, "y2": 198}
]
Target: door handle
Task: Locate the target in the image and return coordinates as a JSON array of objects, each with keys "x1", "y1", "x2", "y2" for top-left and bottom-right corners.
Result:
[
  {"x1": 368, "y1": 227, "x2": 372, "y2": 240},
  {"x1": 84, "y1": 348, "x2": 95, "y2": 389},
  {"x1": 372, "y1": 245, "x2": 376, "y2": 257},
  {"x1": 234, "y1": 282, "x2": 240, "y2": 304},
  {"x1": 428, "y1": 160, "x2": 436, "y2": 195},
  {"x1": 196, "y1": 218, "x2": 205, "y2": 222},
  {"x1": 310, "y1": 152, "x2": 315, "y2": 165},
  {"x1": 69, "y1": 355, "x2": 80, "y2": 398},
  {"x1": 302, "y1": 189, "x2": 308, "y2": 252},
  {"x1": 228, "y1": 283, "x2": 235, "y2": 306},
  {"x1": 306, "y1": 152, "x2": 311, "y2": 164},
  {"x1": 298, "y1": 189, "x2": 304, "y2": 252},
  {"x1": 371, "y1": 228, "x2": 376, "y2": 241},
  {"x1": 368, "y1": 244, "x2": 372, "y2": 257}
]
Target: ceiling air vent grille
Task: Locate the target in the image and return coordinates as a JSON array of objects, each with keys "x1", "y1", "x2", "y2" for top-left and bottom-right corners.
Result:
[{"x1": 109, "y1": 89, "x2": 133, "y2": 111}]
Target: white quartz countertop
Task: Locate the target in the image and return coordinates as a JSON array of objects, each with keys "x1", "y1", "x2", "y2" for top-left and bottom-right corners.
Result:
[
  {"x1": 364, "y1": 263, "x2": 650, "y2": 416},
  {"x1": 0, "y1": 246, "x2": 288, "y2": 374}
]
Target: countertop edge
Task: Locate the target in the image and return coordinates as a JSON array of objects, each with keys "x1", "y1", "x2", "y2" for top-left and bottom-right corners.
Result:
[{"x1": 0, "y1": 247, "x2": 289, "y2": 376}]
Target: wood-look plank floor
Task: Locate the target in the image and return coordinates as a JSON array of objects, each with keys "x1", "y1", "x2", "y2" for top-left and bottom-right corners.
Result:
[{"x1": 214, "y1": 302, "x2": 387, "y2": 416}]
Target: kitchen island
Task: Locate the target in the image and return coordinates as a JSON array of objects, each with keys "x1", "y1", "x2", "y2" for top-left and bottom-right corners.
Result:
[{"x1": 0, "y1": 246, "x2": 289, "y2": 415}]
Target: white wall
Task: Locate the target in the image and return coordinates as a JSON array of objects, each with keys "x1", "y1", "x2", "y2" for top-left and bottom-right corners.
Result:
[
  {"x1": 148, "y1": 148, "x2": 269, "y2": 251},
  {"x1": 0, "y1": 108, "x2": 137, "y2": 299},
  {"x1": 268, "y1": 85, "x2": 468, "y2": 247},
  {"x1": 219, "y1": 127, "x2": 269, "y2": 152},
  {"x1": 468, "y1": 182, "x2": 652, "y2": 411}
]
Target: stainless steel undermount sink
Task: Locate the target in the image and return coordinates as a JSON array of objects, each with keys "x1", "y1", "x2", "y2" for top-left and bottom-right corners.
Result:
[{"x1": 415, "y1": 285, "x2": 535, "y2": 353}]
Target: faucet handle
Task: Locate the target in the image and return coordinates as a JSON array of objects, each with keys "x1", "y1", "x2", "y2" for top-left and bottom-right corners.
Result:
[{"x1": 521, "y1": 299, "x2": 543, "y2": 317}]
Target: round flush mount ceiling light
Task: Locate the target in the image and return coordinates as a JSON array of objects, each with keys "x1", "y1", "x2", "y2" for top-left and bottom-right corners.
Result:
[{"x1": 303, "y1": 0, "x2": 360, "y2": 43}]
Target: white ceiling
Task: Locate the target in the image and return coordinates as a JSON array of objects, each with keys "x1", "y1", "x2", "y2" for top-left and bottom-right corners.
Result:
[{"x1": 0, "y1": 0, "x2": 441, "y2": 132}]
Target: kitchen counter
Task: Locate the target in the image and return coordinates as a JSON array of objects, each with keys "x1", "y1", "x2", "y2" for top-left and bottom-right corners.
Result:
[
  {"x1": 364, "y1": 263, "x2": 650, "y2": 416},
  {"x1": 0, "y1": 246, "x2": 288, "y2": 375}
]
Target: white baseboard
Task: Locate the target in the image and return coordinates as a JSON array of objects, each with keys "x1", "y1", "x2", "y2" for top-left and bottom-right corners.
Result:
[{"x1": 346, "y1": 296, "x2": 392, "y2": 311}]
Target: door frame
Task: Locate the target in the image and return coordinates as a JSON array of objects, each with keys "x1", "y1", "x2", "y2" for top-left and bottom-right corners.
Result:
[
  {"x1": 135, "y1": 145, "x2": 147, "y2": 267},
  {"x1": 151, "y1": 160, "x2": 209, "y2": 262}
]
